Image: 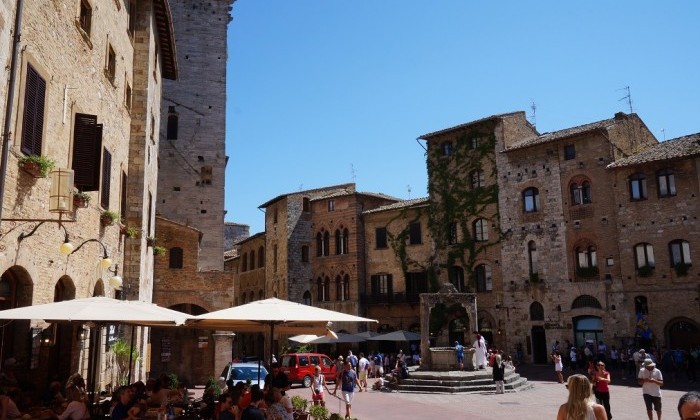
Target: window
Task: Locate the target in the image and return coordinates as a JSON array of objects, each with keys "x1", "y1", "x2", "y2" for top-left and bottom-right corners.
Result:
[
  {"x1": 79, "y1": 0, "x2": 92, "y2": 36},
  {"x1": 126, "y1": 0, "x2": 135, "y2": 38},
  {"x1": 303, "y1": 291, "x2": 311, "y2": 306},
  {"x1": 634, "y1": 243, "x2": 655, "y2": 268},
  {"x1": 120, "y1": 171, "x2": 127, "y2": 219},
  {"x1": 576, "y1": 245, "x2": 597, "y2": 268},
  {"x1": 72, "y1": 114, "x2": 103, "y2": 191},
  {"x1": 669, "y1": 240, "x2": 691, "y2": 266},
  {"x1": 370, "y1": 274, "x2": 392, "y2": 295},
  {"x1": 571, "y1": 295, "x2": 602, "y2": 309},
  {"x1": 441, "y1": 141, "x2": 453, "y2": 157},
  {"x1": 375, "y1": 227, "x2": 388, "y2": 249},
  {"x1": 528, "y1": 241, "x2": 538, "y2": 275},
  {"x1": 125, "y1": 82, "x2": 132, "y2": 110},
  {"x1": 408, "y1": 222, "x2": 422, "y2": 245},
  {"x1": 241, "y1": 253, "x2": 248, "y2": 272},
  {"x1": 167, "y1": 107, "x2": 178, "y2": 140},
  {"x1": 406, "y1": 272, "x2": 428, "y2": 295},
  {"x1": 570, "y1": 181, "x2": 592, "y2": 205},
  {"x1": 470, "y1": 170, "x2": 485, "y2": 189},
  {"x1": 100, "y1": 148, "x2": 112, "y2": 208},
  {"x1": 470, "y1": 137, "x2": 481, "y2": 149},
  {"x1": 106, "y1": 44, "x2": 116, "y2": 83},
  {"x1": 302, "y1": 197, "x2": 310, "y2": 212},
  {"x1": 316, "y1": 233, "x2": 323, "y2": 257},
  {"x1": 335, "y1": 276, "x2": 342, "y2": 301},
  {"x1": 257, "y1": 246, "x2": 265, "y2": 267},
  {"x1": 657, "y1": 169, "x2": 676, "y2": 197},
  {"x1": 323, "y1": 277, "x2": 330, "y2": 302},
  {"x1": 629, "y1": 173, "x2": 647, "y2": 200},
  {"x1": 634, "y1": 296, "x2": 648, "y2": 315},
  {"x1": 301, "y1": 245, "x2": 309, "y2": 262},
  {"x1": 327, "y1": 200, "x2": 335, "y2": 212},
  {"x1": 474, "y1": 264, "x2": 492, "y2": 292},
  {"x1": 522, "y1": 187, "x2": 540, "y2": 213},
  {"x1": 200, "y1": 166, "x2": 212, "y2": 185},
  {"x1": 335, "y1": 229, "x2": 349, "y2": 255},
  {"x1": 21, "y1": 65, "x2": 47, "y2": 156},
  {"x1": 529, "y1": 302, "x2": 544, "y2": 321},
  {"x1": 449, "y1": 266, "x2": 465, "y2": 291},
  {"x1": 473, "y1": 219, "x2": 488, "y2": 242},
  {"x1": 249, "y1": 250, "x2": 255, "y2": 270},
  {"x1": 169, "y1": 247, "x2": 183, "y2": 269},
  {"x1": 447, "y1": 223, "x2": 457, "y2": 245},
  {"x1": 343, "y1": 274, "x2": 350, "y2": 301},
  {"x1": 564, "y1": 144, "x2": 575, "y2": 160},
  {"x1": 316, "y1": 278, "x2": 323, "y2": 301}
]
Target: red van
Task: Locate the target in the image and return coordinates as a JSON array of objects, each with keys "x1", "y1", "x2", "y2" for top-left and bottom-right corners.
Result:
[{"x1": 279, "y1": 353, "x2": 336, "y2": 387}]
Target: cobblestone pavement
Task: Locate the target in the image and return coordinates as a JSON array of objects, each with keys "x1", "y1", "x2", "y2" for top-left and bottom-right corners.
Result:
[{"x1": 286, "y1": 364, "x2": 698, "y2": 420}]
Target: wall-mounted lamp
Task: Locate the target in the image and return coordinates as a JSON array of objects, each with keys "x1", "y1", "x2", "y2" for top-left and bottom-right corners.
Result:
[
  {"x1": 77, "y1": 326, "x2": 88, "y2": 341},
  {"x1": 59, "y1": 237, "x2": 113, "y2": 269},
  {"x1": 49, "y1": 169, "x2": 74, "y2": 213},
  {"x1": 107, "y1": 264, "x2": 122, "y2": 289},
  {"x1": 41, "y1": 327, "x2": 55, "y2": 346}
]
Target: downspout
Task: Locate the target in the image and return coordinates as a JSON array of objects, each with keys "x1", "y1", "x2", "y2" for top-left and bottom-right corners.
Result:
[{"x1": 0, "y1": 0, "x2": 25, "y2": 223}]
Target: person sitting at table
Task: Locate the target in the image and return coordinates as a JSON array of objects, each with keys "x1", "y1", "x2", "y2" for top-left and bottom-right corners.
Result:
[
  {"x1": 217, "y1": 392, "x2": 240, "y2": 420},
  {"x1": 0, "y1": 389, "x2": 22, "y2": 419},
  {"x1": 65, "y1": 374, "x2": 87, "y2": 403},
  {"x1": 265, "y1": 387, "x2": 292, "y2": 420},
  {"x1": 146, "y1": 379, "x2": 169, "y2": 407},
  {"x1": 58, "y1": 385, "x2": 89, "y2": 420},
  {"x1": 42, "y1": 381, "x2": 65, "y2": 407},
  {"x1": 110, "y1": 386, "x2": 133, "y2": 420},
  {"x1": 240, "y1": 387, "x2": 265, "y2": 420}
]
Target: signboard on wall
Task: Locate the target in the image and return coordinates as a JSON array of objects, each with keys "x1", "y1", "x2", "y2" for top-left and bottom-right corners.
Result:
[
  {"x1": 198, "y1": 336, "x2": 208, "y2": 349},
  {"x1": 161, "y1": 336, "x2": 171, "y2": 362}
]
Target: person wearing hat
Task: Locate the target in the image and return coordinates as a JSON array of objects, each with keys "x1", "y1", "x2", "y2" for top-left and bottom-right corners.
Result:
[
  {"x1": 455, "y1": 341, "x2": 464, "y2": 370},
  {"x1": 638, "y1": 358, "x2": 663, "y2": 420}
]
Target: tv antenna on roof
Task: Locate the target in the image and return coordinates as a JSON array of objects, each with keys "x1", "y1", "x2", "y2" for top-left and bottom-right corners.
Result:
[
  {"x1": 529, "y1": 100, "x2": 537, "y2": 128},
  {"x1": 617, "y1": 86, "x2": 633, "y2": 113},
  {"x1": 350, "y1": 163, "x2": 356, "y2": 182},
  {"x1": 407, "y1": 185, "x2": 412, "y2": 199}
]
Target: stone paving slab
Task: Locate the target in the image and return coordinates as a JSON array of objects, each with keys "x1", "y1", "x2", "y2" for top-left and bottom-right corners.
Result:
[{"x1": 286, "y1": 365, "x2": 697, "y2": 420}]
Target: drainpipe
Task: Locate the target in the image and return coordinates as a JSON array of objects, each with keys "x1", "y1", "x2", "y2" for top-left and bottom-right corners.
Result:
[{"x1": 0, "y1": 0, "x2": 25, "y2": 223}]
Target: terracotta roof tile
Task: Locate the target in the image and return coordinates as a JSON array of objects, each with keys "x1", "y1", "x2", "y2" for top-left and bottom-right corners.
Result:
[
  {"x1": 607, "y1": 133, "x2": 700, "y2": 168},
  {"x1": 362, "y1": 197, "x2": 430, "y2": 215}
]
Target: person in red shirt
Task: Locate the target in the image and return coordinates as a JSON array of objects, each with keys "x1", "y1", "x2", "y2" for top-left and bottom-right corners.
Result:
[{"x1": 592, "y1": 361, "x2": 613, "y2": 420}]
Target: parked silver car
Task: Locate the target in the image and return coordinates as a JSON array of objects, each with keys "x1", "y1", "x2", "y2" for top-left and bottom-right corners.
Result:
[{"x1": 219, "y1": 362, "x2": 268, "y2": 389}]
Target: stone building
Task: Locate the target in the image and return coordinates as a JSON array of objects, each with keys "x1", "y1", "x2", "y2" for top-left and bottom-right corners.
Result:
[
  {"x1": 0, "y1": 0, "x2": 176, "y2": 388},
  {"x1": 157, "y1": 0, "x2": 234, "y2": 272}
]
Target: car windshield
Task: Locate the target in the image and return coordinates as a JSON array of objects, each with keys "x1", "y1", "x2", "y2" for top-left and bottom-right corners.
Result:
[{"x1": 231, "y1": 366, "x2": 268, "y2": 381}]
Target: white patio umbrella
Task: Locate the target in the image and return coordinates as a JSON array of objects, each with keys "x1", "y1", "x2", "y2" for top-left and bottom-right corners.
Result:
[
  {"x1": 187, "y1": 298, "x2": 377, "y2": 362},
  {"x1": 369, "y1": 330, "x2": 421, "y2": 342},
  {"x1": 288, "y1": 334, "x2": 321, "y2": 344},
  {"x1": 308, "y1": 332, "x2": 367, "y2": 344}
]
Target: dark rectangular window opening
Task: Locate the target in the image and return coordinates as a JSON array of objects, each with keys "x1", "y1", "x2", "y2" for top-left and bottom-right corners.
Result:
[
  {"x1": 409, "y1": 223, "x2": 422, "y2": 245},
  {"x1": 375, "y1": 227, "x2": 388, "y2": 249},
  {"x1": 564, "y1": 144, "x2": 576, "y2": 160},
  {"x1": 79, "y1": 0, "x2": 92, "y2": 36}
]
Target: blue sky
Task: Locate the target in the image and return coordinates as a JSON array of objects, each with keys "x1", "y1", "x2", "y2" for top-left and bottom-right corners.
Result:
[{"x1": 225, "y1": 1, "x2": 699, "y2": 234}]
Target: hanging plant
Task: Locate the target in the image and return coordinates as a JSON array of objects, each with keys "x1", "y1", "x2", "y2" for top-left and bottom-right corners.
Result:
[
  {"x1": 18, "y1": 155, "x2": 55, "y2": 178},
  {"x1": 146, "y1": 236, "x2": 157, "y2": 247},
  {"x1": 153, "y1": 246, "x2": 166, "y2": 256},
  {"x1": 73, "y1": 191, "x2": 91, "y2": 209},
  {"x1": 100, "y1": 210, "x2": 121, "y2": 226},
  {"x1": 121, "y1": 226, "x2": 140, "y2": 239}
]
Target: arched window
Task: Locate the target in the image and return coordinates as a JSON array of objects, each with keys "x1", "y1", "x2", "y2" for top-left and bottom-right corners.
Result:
[
  {"x1": 523, "y1": 187, "x2": 540, "y2": 213},
  {"x1": 242, "y1": 253, "x2": 248, "y2": 271},
  {"x1": 258, "y1": 246, "x2": 265, "y2": 267},
  {"x1": 529, "y1": 302, "x2": 544, "y2": 321},
  {"x1": 343, "y1": 274, "x2": 350, "y2": 301},
  {"x1": 634, "y1": 243, "x2": 655, "y2": 268},
  {"x1": 303, "y1": 291, "x2": 312, "y2": 306},
  {"x1": 473, "y1": 219, "x2": 488, "y2": 242},
  {"x1": 570, "y1": 181, "x2": 592, "y2": 205},
  {"x1": 669, "y1": 239, "x2": 691, "y2": 266},
  {"x1": 442, "y1": 141, "x2": 453, "y2": 157},
  {"x1": 323, "y1": 277, "x2": 330, "y2": 302},
  {"x1": 629, "y1": 173, "x2": 647, "y2": 200},
  {"x1": 166, "y1": 110, "x2": 178, "y2": 140},
  {"x1": 250, "y1": 250, "x2": 255, "y2": 270},
  {"x1": 571, "y1": 295, "x2": 602, "y2": 310},
  {"x1": 323, "y1": 231, "x2": 330, "y2": 256},
  {"x1": 169, "y1": 247, "x2": 183, "y2": 269},
  {"x1": 657, "y1": 169, "x2": 676, "y2": 197},
  {"x1": 335, "y1": 276, "x2": 342, "y2": 301},
  {"x1": 576, "y1": 245, "x2": 597, "y2": 268},
  {"x1": 335, "y1": 230, "x2": 342, "y2": 255},
  {"x1": 316, "y1": 278, "x2": 323, "y2": 301},
  {"x1": 528, "y1": 241, "x2": 538, "y2": 275},
  {"x1": 342, "y1": 229, "x2": 349, "y2": 254},
  {"x1": 316, "y1": 233, "x2": 323, "y2": 257},
  {"x1": 474, "y1": 264, "x2": 492, "y2": 292},
  {"x1": 335, "y1": 229, "x2": 349, "y2": 255},
  {"x1": 449, "y1": 266, "x2": 464, "y2": 292},
  {"x1": 301, "y1": 245, "x2": 309, "y2": 262}
]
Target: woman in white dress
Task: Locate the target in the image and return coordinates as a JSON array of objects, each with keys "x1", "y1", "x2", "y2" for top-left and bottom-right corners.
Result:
[
  {"x1": 556, "y1": 374, "x2": 607, "y2": 420},
  {"x1": 472, "y1": 333, "x2": 487, "y2": 369}
]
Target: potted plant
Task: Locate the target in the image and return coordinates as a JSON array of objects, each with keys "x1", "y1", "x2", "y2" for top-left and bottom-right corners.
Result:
[
  {"x1": 121, "y1": 226, "x2": 140, "y2": 239},
  {"x1": 291, "y1": 395, "x2": 309, "y2": 420},
  {"x1": 153, "y1": 246, "x2": 166, "y2": 256},
  {"x1": 73, "y1": 191, "x2": 91, "y2": 208},
  {"x1": 146, "y1": 236, "x2": 157, "y2": 247},
  {"x1": 674, "y1": 262, "x2": 690, "y2": 277},
  {"x1": 637, "y1": 265, "x2": 654, "y2": 278},
  {"x1": 100, "y1": 210, "x2": 120, "y2": 227},
  {"x1": 18, "y1": 155, "x2": 55, "y2": 178},
  {"x1": 308, "y1": 405, "x2": 329, "y2": 420}
]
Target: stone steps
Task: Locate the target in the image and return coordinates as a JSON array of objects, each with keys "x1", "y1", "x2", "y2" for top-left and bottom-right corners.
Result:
[{"x1": 388, "y1": 369, "x2": 533, "y2": 394}]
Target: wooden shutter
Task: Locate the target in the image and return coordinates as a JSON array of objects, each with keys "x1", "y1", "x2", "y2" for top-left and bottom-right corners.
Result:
[
  {"x1": 100, "y1": 148, "x2": 111, "y2": 208},
  {"x1": 21, "y1": 65, "x2": 46, "y2": 156},
  {"x1": 72, "y1": 114, "x2": 102, "y2": 191},
  {"x1": 120, "y1": 171, "x2": 127, "y2": 220}
]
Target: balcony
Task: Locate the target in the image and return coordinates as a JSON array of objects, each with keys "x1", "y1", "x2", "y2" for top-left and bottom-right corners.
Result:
[{"x1": 359, "y1": 292, "x2": 421, "y2": 305}]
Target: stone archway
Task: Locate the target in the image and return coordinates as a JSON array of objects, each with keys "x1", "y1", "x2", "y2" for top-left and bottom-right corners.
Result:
[
  {"x1": 0, "y1": 266, "x2": 33, "y2": 369},
  {"x1": 419, "y1": 283, "x2": 477, "y2": 370},
  {"x1": 665, "y1": 318, "x2": 700, "y2": 349}
]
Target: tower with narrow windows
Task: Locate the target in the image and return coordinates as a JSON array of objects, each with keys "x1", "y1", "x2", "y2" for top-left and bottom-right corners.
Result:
[{"x1": 157, "y1": 0, "x2": 233, "y2": 271}]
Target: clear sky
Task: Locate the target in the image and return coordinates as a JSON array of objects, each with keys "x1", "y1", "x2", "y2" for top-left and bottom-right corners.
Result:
[{"x1": 224, "y1": 1, "x2": 699, "y2": 234}]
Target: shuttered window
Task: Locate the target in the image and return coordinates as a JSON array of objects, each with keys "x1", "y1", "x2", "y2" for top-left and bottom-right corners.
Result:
[
  {"x1": 120, "y1": 171, "x2": 127, "y2": 219},
  {"x1": 21, "y1": 65, "x2": 46, "y2": 156},
  {"x1": 72, "y1": 113, "x2": 102, "y2": 191},
  {"x1": 100, "y1": 148, "x2": 111, "y2": 208}
]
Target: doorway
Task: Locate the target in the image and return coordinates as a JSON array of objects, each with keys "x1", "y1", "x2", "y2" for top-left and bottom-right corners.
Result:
[
  {"x1": 573, "y1": 316, "x2": 603, "y2": 351},
  {"x1": 531, "y1": 326, "x2": 547, "y2": 364}
]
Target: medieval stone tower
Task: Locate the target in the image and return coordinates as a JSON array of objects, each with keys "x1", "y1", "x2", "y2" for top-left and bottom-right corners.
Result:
[{"x1": 158, "y1": 0, "x2": 234, "y2": 271}]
